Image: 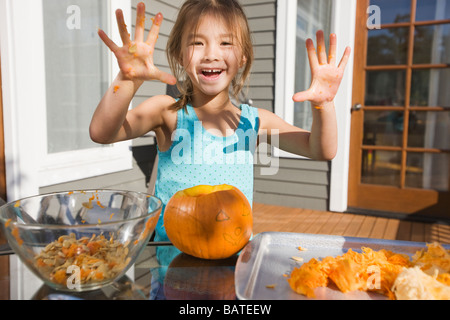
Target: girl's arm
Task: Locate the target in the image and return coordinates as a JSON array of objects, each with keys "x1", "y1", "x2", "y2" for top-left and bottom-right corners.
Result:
[
  {"x1": 260, "y1": 31, "x2": 350, "y2": 160},
  {"x1": 90, "y1": 3, "x2": 176, "y2": 144}
]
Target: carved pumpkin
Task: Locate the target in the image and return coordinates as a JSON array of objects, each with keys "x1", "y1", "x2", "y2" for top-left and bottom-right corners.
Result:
[{"x1": 164, "y1": 184, "x2": 252, "y2": 259}]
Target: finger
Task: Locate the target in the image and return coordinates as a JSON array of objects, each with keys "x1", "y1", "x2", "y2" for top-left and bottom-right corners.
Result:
[
  {"x1": 146, "y1": 12, "x2": 163, "y2": 50},
  {"x1": 292, "y1": 90, "x2": 313, "y2": 102},
  {"x1": 328, "y1": 33, "x2": 337, "y2": 65},
  {"x1": 305, "y1": 38, "x2": 319, "y2": 72},
  {"x1": 338, "y1": 46, "x2": 351, "y2": 71},
  {"x1": 134, "y1": 2, "x2": 146, "y2": 42},
  {"x1": 98, "y1": 28, "x2": 119, "y2": 52},
  {"x1": 116, "y1": 9, "x2": 131, "y2": 46},
  {"x1": 316, "y1": 30, "x2": 327, "y2": 65},
  {"x1": 154, "y1": 68, "x2": 177, "y2": 86}
]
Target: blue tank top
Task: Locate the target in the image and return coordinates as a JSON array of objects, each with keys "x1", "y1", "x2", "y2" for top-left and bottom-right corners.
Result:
[{"x1": 153, "y1": 103, "x2": 260, "y2": 241}]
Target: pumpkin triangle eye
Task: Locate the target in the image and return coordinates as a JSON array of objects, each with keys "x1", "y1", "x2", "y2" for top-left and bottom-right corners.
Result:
[{"x1": 215, "y1": 210, "x2": 230, "y2": 222}]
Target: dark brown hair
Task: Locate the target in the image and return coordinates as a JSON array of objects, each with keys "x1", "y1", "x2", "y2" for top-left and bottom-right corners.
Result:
[{"x1": 166, "y1": 0, "x2": 254, "y2": 111}]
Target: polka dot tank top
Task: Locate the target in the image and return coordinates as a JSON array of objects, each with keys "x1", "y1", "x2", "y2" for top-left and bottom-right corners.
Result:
[{"x1": 153, "y1": 103, "x2": 260, "y2": 241}]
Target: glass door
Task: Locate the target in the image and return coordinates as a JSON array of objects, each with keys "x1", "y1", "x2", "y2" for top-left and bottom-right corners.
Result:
[{"x1": 348, "y1": 0, "x2": 450, "y2": 218}]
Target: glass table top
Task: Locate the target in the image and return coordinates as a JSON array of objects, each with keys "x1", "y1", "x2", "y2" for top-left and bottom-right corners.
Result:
[{"x1": 2, "y1": 242, "x2": 238, "y2": 300}]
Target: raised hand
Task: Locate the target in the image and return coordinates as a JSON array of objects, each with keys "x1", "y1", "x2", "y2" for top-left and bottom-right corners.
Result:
[
  {"x1": 97, "y1": 2, "x2": 176, "y2": 85},
  {"x1": 293, "y1": 31, "x2": 351, "y2": 109}
]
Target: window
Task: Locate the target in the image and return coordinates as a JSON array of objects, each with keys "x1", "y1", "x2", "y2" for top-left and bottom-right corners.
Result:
[
  {"x1": 294, "y1": 0, "x2": 332, "y2": 131},
  {"x1": 40, "y1": 0, "x2": 133, "y2": 186},
  {"x1": 1, "y1": 0, "x2": 132, "y2": 194},
  {"x1": 275, "y1": 0, "x2": 333, "y2": 158},
  {"x1": 43, "y1": 0, "x2": 109, "y2": 154},
  {"x1": 361, "y1": 0, "x2": 450, "y2": 191},
  {"x1": 274, "y1": 0, "x2": 356, "y2": 212}
]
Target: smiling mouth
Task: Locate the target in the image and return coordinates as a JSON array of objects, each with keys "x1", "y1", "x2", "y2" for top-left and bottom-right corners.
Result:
[{"x1": 201, "y1": 69, "x2": 223, "y2": 77}]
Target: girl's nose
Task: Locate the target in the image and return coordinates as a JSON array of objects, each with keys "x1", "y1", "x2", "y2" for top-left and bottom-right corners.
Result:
[{"x1": 203, "y1": 44, "x2": 220, "y2": 61}]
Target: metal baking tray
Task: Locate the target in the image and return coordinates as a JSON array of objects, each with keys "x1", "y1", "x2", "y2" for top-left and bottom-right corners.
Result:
[{"x1": 235, "y1": 232, "x2": 448, "y2": 300}]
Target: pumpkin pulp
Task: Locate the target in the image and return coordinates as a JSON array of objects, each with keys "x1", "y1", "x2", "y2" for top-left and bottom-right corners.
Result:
[{"x1": 176, "y1": 184, "x2": 234, "y2": 198}]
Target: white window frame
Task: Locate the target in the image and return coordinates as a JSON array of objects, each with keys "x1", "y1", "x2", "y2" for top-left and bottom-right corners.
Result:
[
  {"x1": 1, "y1": 0, "x2": 133, "y2": 300},
  {"x1": 274, "y1": 0, "x2": 356, "y2": 212},
  {"x1": 1, "y1": 0, "x2": 132, "y2": 198}
]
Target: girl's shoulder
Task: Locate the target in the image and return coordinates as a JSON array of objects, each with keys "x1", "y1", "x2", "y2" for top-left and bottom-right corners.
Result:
[
  {"x1": 145, "y1": 94, "x2": 177, "y2": 110},
  {"x1": 141, "y1": 94, "x2": 178, "y2": 117},
  {"x1": 137, "y1": 94, "x2": 178, "y2": 130},
  {"x1": 255, "y1": 107, "x2": 291, "y2": 131},
  {"x1": 254, "y1": 107, "x2": 274, "y2": 121},
  {"x1": 145, "y1": 95, "x2": 178, "y2": 151}
]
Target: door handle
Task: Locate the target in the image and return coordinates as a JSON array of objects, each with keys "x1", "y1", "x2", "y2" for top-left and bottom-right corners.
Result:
[{"x1": 351, "y1": 103, "x2": 362, "y2": 112}]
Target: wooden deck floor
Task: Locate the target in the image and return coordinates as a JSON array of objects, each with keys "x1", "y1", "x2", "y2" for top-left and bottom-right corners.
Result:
[{"x1": 252, "y1": 202, "x2": 450, "y2": 244}]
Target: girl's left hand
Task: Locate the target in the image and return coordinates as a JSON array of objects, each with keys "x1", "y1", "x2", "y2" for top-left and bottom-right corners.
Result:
[{"x1": 292, "y1": 31, "x2": 351, "y2": 108}]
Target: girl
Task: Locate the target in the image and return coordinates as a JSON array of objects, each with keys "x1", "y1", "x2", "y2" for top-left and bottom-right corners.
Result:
[{"x1": 90, "y1": 0, "x2": 351, "y2": 242}]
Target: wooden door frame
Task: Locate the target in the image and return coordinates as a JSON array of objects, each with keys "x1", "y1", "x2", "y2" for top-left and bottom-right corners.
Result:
[
  {"x1": 348, "y1": 0, "x2": 368, "y2": 210},
  {"x1": 348, "y1": 0, "x2": 450, "y2": 219}
]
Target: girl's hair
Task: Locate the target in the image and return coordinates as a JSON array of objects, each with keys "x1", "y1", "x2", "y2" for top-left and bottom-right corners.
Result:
[{"x1": 166, "y1": 0, "x2": 254, "y2": 111}]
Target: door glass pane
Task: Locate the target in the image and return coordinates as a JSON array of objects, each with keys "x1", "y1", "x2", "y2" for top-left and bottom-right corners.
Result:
[
  {"x1": 294, "y1": 0, "x2": 332, "y2": 131},
  {"x1": 416, "y1": 0, "x2": 450, "y2": 22},
  {"x1": 364, "y1": 111, "x2": 404, "y2": 147},
  {"x1": 43, "y1": 0, "x2": 109, "y2": 154},
  {"x1": 406, "y1": 153, "x2": 449, "y2": 191},
  {"x1": 367, "y1": 28, "x2": 408, "y2": 65},
  {"x1": 413, "y1": 24, "x2": 450, "y2": 65},
  {"x1": 370, "y1": 0, "x2": 411, "y2": 24},
  {"x1": 365, "y1": 70, "x2": 406, "y2": 106},
  {"x1": 408, "y1": 111, "x2": 450, "y2": 149},
  {"x1": 410, "y1": 69, "x2": 450, "y2": 107},
  {"x1": 361, "y1": 150, "x2": 402, "y2": 187}
]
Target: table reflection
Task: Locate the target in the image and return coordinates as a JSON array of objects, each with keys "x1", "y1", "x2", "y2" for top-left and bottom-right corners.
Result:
[
  {"x1": 163, "y1": 251, "x2": 237, "y2": 300},
  {"x1": 32, "y1": 275, "x2": 147, "y2": 300},
  {"x1": 28, "y1": 243, "x2": 238, "y2": 300}
]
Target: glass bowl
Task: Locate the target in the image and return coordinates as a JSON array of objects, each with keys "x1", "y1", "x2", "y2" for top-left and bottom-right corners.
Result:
[{"x1": 0, "y1": 189, "x2": 162, "y2": 292}]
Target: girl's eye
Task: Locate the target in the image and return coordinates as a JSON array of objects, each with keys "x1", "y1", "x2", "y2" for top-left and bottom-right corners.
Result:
[
  {"x1": 192, "y1": 42, "x2": 203, "y2": 46},
  {"x1": 221, "y1": 42, "x2": 233, "y2": 46}
]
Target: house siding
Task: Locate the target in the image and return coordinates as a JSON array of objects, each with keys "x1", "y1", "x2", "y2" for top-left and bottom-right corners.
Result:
[
  {"x1": 42, "y1": 0, "x2": 331, "y2": 211},
  {"x1": 40, "y1": 136, "x2": 157, "y2": 194}
]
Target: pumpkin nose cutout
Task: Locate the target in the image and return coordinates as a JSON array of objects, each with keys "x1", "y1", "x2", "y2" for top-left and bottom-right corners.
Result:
[{"x1": 216, "y1": 210, "x2": 230, "y2": 222}]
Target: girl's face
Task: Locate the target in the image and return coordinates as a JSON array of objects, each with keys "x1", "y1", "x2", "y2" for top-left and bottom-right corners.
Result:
[{"x1": 181, "y1": 14, "x2": 245, "y2": 101}]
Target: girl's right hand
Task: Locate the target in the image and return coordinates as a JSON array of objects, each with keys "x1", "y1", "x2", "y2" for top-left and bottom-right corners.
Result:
[{"x1": 98, "y1": 2, "x2": 177, "y2": 85}]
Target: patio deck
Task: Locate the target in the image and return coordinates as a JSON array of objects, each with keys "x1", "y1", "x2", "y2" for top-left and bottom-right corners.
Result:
[{"x1": 252, "y1": 202, "x2": 450, "y2": 243}]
